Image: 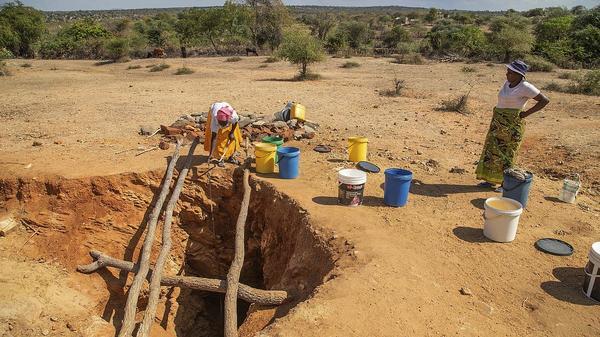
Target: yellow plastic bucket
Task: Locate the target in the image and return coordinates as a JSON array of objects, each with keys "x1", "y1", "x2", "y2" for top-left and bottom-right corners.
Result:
[
  {"x1": 291, "y1": 103, "x2": 306, "y2": 121},
  {"x1": 255, "y1": 142, "x2": 277, "y2": 173},
  {"x1": 348, "y1": 137, "x2": 368, "y2": 162}
]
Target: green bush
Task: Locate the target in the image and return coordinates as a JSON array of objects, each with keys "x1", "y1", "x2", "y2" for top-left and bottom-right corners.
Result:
[
  {"x1": 149, "y1": 63, "x2": 170, "y2": 72},
  {"x1": 396, "y1": 42, "x2": 419, "y2": 55},
  {"x1": 225, "y1": 56, "x2": 242, "y2": 62},
  {"x1": 382, "y1": 26, "x2": 410, "y2": 49},
  {"x1": 393, "y1": 53, "x2": 425, "y2": 65},
  {"x1": 0, "y1": 47, "x2": 13, "y2": 59},
  {"x1": 0, "y1": 2, "x2": 45, "y2": 58},
  {"x1": 175, "y1": 66, "x2": 194, "y2": 75},
  {"x1": 105, "y1": 37, "x2": 130, "y2": 61},
  {"x1": 337, "y1": 21, "x2": 372, "y2": 50},
  {"x1": 524, "y1": 55, "x2": 555, "y2": 72},
  {"x1": 341, "y1": 61, "x2": 360, "y2": 68},
  {"x1": 488, "y1": 15, "x2": 534, "y2": 62},
  {"x1": 427, "y1": 23, "x2": 487, "y2": 58},
  {"x1": 39, "y1": 19, "x2": 111, "y2": 59}
]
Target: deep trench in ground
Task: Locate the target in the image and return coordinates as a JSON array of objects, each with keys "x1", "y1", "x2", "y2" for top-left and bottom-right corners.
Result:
[{"x1": 0, "y1": 165, "x2": 344, "y2": 337}]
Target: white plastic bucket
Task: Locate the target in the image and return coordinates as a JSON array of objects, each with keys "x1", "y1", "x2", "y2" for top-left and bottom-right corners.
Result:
[
  {"x1": 559, "y1": 177, "x2": 580, "y2": 204},
  {"x1": 583, "y1": 242, "x2": 600, "y2": 302},
  {"x1": 483, "y1": 197, "x2": 523, "y2": 242},
  {"x1": 338, "y1": 169, "x2": 367, "y2": 207}
]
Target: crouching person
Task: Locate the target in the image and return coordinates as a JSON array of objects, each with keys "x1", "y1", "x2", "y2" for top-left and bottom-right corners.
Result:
[{"x1": 204, "y1": 102, "x2": 243, "y2": 166}]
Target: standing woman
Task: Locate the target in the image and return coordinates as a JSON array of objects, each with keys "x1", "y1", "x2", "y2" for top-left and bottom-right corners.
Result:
[
  {"x1": 476, "y1": 60, "x2": 550, "y2": 188},
  {"x1": 204, "y1": 101, "x2": 243, "y2": 166}
]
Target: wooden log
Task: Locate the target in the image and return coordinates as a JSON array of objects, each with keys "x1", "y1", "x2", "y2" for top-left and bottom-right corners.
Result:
[
  {"x1": 136, "y1": 139, "x2": 199, "y2": 337},
  {"x1": 77, "y1": 250, "x2": 289, "y2": 306},
  {"x1": 224, "y1": 168, "x2": 251, "y2": 337},
  {"x1": 118, "y1": 139, "x2": 183, "y2": 337}
]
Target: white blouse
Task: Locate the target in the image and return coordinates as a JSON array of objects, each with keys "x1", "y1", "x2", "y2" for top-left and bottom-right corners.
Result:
[{"x1": 496, "y1": 80, "x2": 540, "y2": 110}]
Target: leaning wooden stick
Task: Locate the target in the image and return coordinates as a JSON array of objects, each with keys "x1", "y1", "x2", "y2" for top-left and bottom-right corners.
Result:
[
  {"x1": 118, "y1": 139, "x2": 183, "y2": 337},
  {"x1": 77, "y1": 250, "x2": 289, "y2": 305},
  {"x1": 136, "y1": 139, "x2": 200, "y2": 337},
  {"x1": 224, "y1": 168, "x2": 251, "y2": 337}
]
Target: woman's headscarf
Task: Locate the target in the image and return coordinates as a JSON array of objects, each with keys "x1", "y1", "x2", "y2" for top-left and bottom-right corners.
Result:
[{"x1": 217, "y1": 106, "x2": 234, "y2": 122}]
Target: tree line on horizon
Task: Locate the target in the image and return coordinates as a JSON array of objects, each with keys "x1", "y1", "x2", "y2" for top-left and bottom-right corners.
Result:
[{"x1": 0, "y1": 0, "x2": 598, "y2": 70}]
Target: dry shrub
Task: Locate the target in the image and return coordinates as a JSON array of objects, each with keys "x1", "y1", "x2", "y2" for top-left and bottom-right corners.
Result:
[
  {"x1": 175, "y1": 67, "x2": 194, "y2": 75},
  {"x1": 341, "y1": 61, "x2": 360, "y2": 68},
  {"x1": 558, "y1": 72, "x2": 577, "y2": 80},
  {"x1": 393, "y1": 53, "x2": 425, "y2": 65},
  {"x1": 545, "y1": 70, "x2": 600, "y2": 96},
  {"x1": 264, "y1": 56, "x2": 279, "y2": 63},
  {"x1": 437, "y1": 87, "x2": 472, "y2": 114},
  {"x1": 225, "y1": 56, "x2": 242, "y2": 62},
  {"x1": 543, "y1": 82, "x2": 564, "y2": 92},
  {"x1": 461, "y1": 66, "x2": 476, "y2": 73},
  {"x1": 149, "y1": 63, "x2": 170, "y2": 72},
  {"x1": 0, "y1": 61, "x2": 10, "y2": 76},
  {"x1": 380, "y1": 78, "x2": 405, "y2": 97}
]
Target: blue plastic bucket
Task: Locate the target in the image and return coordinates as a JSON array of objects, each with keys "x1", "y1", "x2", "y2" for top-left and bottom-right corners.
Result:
[
  {"x1": 502, "y1": 171, "x2": 533, "y2": 208},
  {"x1": 277, "y1": 147, "x2": 300, "y2": 179},
  {"x1": 384, "y1": 168, "x2": 413, "y2": 207}
]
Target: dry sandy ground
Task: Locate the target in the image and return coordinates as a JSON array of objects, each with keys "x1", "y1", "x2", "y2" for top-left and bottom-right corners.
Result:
[{"x1": 1, "y1": 56, "x2": 599, "y2": 337}]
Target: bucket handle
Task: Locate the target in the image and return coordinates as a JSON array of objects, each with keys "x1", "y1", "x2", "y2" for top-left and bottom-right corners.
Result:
[
  {"x1": 584, "y1": 263, "x2": 599, "y2": 277},
  {"x1": 483, "y1": 212, "x2": 503, "y2": 221},
  {"x1": 255, "y1": 153, "x2": 274, "y2": 160},
  {"x1": 501, "y1": 179, "x2": 528, "y2": 192}
]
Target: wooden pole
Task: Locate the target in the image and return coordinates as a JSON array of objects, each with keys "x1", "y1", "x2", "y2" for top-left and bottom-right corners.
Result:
[
  {"x1": 136, "y1": 139, "x2": 200, "y2": 337},
  {"x1": 77, "y1": 250, "x2": 289, "y2": 306},
  {"x1": 224, "y1": 168, "x2": 251, "y2": 337},
  {"x1": 118, "y1": 139, "x2": 184, "y2": 337}
]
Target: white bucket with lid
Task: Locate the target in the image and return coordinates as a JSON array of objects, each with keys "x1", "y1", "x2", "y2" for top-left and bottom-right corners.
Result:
[
  {"x1": 559, "y1": 175, "x2": 581, "y2": 204},
  {"x1": 483, "y1": 197, "x2": 524, "y2": 242},
  {"x1": 583, "y1": 242, "x2": 600, "y2": 302},
  {"x1": 338, "y1": 169, "x2": 367, "y2": 207}
]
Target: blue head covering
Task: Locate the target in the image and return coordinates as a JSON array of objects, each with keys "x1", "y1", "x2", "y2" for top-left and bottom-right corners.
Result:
[{"x1": 506, "y1": 60, "x2": 529, "y2": 77}]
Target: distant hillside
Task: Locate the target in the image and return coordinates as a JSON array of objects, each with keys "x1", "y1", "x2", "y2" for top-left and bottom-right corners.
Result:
[{"x1": 44, "y1": 5, "x2": 502, "y2": 22}]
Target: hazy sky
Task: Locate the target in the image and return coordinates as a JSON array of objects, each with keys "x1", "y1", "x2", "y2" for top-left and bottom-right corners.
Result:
[{"x1": 5, "y1": 0, "x2": 599, "y2": 11}]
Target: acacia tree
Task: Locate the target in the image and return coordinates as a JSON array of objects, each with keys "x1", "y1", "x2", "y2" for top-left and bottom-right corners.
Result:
[
  {"x1": 245, "y1": 0, "x2": 289, "y2": 50},
  {"x1": 277, "y1": 27, "x2": 324, "y2": 80},
  {"x1": 176, "y1": 2, "x2": 252, "y2": 56}
]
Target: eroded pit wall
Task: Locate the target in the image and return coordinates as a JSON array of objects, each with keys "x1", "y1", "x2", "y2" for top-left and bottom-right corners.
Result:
[{"x1": 0, "y1": 167, "x2": 345, "y2": 336}]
